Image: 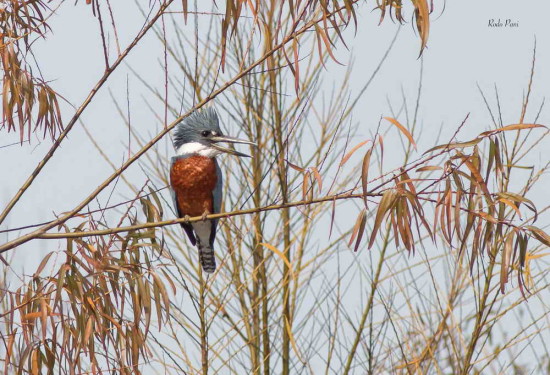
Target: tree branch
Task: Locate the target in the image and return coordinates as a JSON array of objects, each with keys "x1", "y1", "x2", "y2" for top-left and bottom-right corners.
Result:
[{"x1": 33, "y1": 192, "x2": 367, "y2": 241}]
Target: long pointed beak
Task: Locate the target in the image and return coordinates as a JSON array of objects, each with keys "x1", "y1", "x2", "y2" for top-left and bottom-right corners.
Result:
[{"x1": 210, "y1": 135, "x2": 257, "y2": 157}]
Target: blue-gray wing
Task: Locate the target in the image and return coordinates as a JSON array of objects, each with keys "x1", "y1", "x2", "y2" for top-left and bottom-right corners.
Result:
[
  {"x1": 210, "y1": 160, "x2": 223, "y2": 248},
  {"x1": 170, "y1": 156, "x2": 196, "y2": 246}
]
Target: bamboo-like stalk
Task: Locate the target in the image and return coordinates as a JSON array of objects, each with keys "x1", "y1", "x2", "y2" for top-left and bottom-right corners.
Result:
[
  {"x1": 200, "y1": 272, "x2": 209, "y2": 375},
  {"x1": 266, "y1": 43, "x2": 293, "y2": 375},
  {"x1": 248, "y1": 74, "x2": 271, "y2": 375},
  {"x1": 342, "y1": 223, "x2": 392, "y2": 375}
]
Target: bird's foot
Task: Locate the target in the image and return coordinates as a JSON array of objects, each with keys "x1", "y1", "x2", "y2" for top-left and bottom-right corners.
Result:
[
  {"x1": 201, "y1": 211, "x2": 209, "y2": 221},
  {"x1": 184, "y1": 215, "x2": 191, "y2": 223}
]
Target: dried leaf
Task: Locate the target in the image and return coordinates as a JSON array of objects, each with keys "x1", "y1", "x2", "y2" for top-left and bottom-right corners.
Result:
[
  {"x1": 151, "y1": 271, "x2": 170, "y2": 326},
  {"x1": 361, "y1": 148, "x2": 373, "y2": 207},
  {"x1": 497, "y1": 192, "x2": 537, "y2": 222},
  {"x1": 84, "y1": 317, "x2": 94, "y2": 344},
  {"x1": 369, "y1": 190, "x2": 397, "y2": 249},
  {"x1": 500, "y1": 232, "x2": 514, "y2": 293},
  {"x1": 302, "y1": 171, "x2": 310, "y2": 200},
  {"x1": 311, "y1": 167, "x2": 323, "y2": 193},
  {"x1": 22, "y1": 312, "x2": 43, "y2": 320},
  {"x1": 461, "y1": 154, "x2": 492, "y2": 203},
  {"x1": 416, "y1": 166, "x2": 442, "y2": 172},
  {"x1": 313, "y1": 24, "x2": 343, "y2": 65},
  {"x1": 286, "y1": 160, "x2": 305, "y2": 172},
  {"x1": 476, "y1": 211, "x2": 497, "y2": 226},
  {"x1": 341, "y1": 140, "x2": 370, "y2": 165},
  {"x1": 354, "y1": 211, "x2": 368, "y2": 252},
  {"x1": 329, "y1": 198, "x2": 336, "y2": 239},
  {"x1": 383, "y1": 117, "x2": 416, "y2": 148},
  {"x1": 479, "y1": 123, "x2": 546, "y2": 137},
  {"x1": 497, "y1": 198, "x2": 522, "y2": 219},
  {"x1": 34, "y1": 252, "x2": 54, "y2": 277},
  {"x1": 526, "y1": 226, "x2": 550, "y2": 247},
  {"x1": 348, "y1": 209, "x2": 367, "y2": 252},
  {"x1": 413, "y1": 0, "x2": 430, "y2": 56},
  {"x1": 54, "y1": 264, "x2": 69, "y2": 309},
  {"x1": 423, "y1": 138, "x2": 482, "y2": 154},
  {"x1": 259, "y1": 243, "x2": 295, "y2": 280},
  {"x1": 181, "y1": 0, "x2": 188, "y2": 22},
  {"x1": 31, "y1": 348, "x2": 39, "y2": 375}
]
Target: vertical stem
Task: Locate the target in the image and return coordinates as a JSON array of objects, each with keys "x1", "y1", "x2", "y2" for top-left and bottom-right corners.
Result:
[
  {"x1": 250, "y1": 113, "x2": 261, "y2": 375},
  {"x1": 199, "y1": 273, "x2": 209, "y2": 375},
  {"x1": 252, "y1": 99, "x2": 271, "y2": 375},
  {"x1": 267, "y1": 60, "x2": 291, "y2": 375},
  {"x1": 342, "y1": 224, "x2": 391, "y2": 375},
  {"x1": 276, "y1": 101, "x2": 292, "y2": 375},
  {"x1": 280, "y1": 150, "x2": 291, "y2": 375},
  {"x1": 261, "y1": 4, "x2": 291, "y2": 372},
  {"x1": 459, "y1": 259, "x2": 496, "y2": 375},
  {"x1": 261, "y1": 256, "x2": 270, "y2": 375}
]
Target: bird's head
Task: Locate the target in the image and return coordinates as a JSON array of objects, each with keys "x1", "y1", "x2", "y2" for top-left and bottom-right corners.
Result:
[{"x1": 173, "y1": 108, "x2": 255, "y2": 158}]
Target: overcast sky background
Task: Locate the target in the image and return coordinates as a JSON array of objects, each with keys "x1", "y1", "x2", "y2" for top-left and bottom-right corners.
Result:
[{"x1": 1, "y1": 0, "x2": 549, "y2": 371}]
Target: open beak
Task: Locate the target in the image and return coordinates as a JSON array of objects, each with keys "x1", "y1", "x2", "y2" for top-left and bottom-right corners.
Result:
[{"x1": 210, "y1": 135, "x2": 257, "y2": 157}]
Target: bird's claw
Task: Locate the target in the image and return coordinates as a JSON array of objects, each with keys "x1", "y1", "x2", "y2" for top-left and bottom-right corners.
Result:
[
  {"x1": 202, "y1": 212, "x2": 209, "y2": 221},
  {"x1": 183, "y1": 215, "x2": 191, "y2": 223}
]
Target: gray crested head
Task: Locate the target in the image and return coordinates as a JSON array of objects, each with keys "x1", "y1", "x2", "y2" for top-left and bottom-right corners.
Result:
[
  {"x1": 172, "y1": 108, "x2": 256, "y2": 158},
  {"x1": 173, "y1": 108, "x2": 222, "y2": 150}
]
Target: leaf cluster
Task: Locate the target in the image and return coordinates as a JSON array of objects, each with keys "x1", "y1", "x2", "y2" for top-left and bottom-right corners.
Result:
[{"x1": 1, "y1": 0, "x2": 63, "y2": 143}]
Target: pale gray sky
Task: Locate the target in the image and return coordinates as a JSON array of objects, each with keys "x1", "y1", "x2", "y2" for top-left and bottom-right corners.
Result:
[{"x1": 1, "y1": 1, "x2": 549, "y2": 372}]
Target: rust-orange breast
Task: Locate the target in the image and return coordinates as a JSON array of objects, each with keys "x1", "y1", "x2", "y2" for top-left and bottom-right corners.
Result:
[{"x1": 170, "y1": 155, "x2": 218, "y2": 217}]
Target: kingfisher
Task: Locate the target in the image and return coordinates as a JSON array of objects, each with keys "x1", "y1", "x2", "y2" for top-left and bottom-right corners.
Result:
[{"x1": 170, "y1": 108, "x2": 254, "y2": 273}]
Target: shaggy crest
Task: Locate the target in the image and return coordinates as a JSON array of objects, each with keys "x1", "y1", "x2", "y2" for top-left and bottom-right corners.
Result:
[{"x1": 173, "y1": 108, "x2": 222, "y2": 150}]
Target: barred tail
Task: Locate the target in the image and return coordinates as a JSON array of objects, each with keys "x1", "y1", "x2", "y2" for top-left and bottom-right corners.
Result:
[{"x1": 198, "y1": 243, "x2": 216, "y2": 273}]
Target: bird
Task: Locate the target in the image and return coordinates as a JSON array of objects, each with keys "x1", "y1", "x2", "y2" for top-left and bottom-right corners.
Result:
[{"x1": 169, "y1": 108, "x2": 254, "y2": 273}]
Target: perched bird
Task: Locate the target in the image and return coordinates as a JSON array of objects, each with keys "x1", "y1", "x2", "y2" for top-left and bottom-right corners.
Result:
[{"x1": 170, "y1": 108, "x2": 254, "y2": 273}]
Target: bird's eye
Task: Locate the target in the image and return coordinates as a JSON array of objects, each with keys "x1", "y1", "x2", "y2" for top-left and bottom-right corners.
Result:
[{"x1": 201, "y1": 130, "x2": 211, "y2": 137}]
